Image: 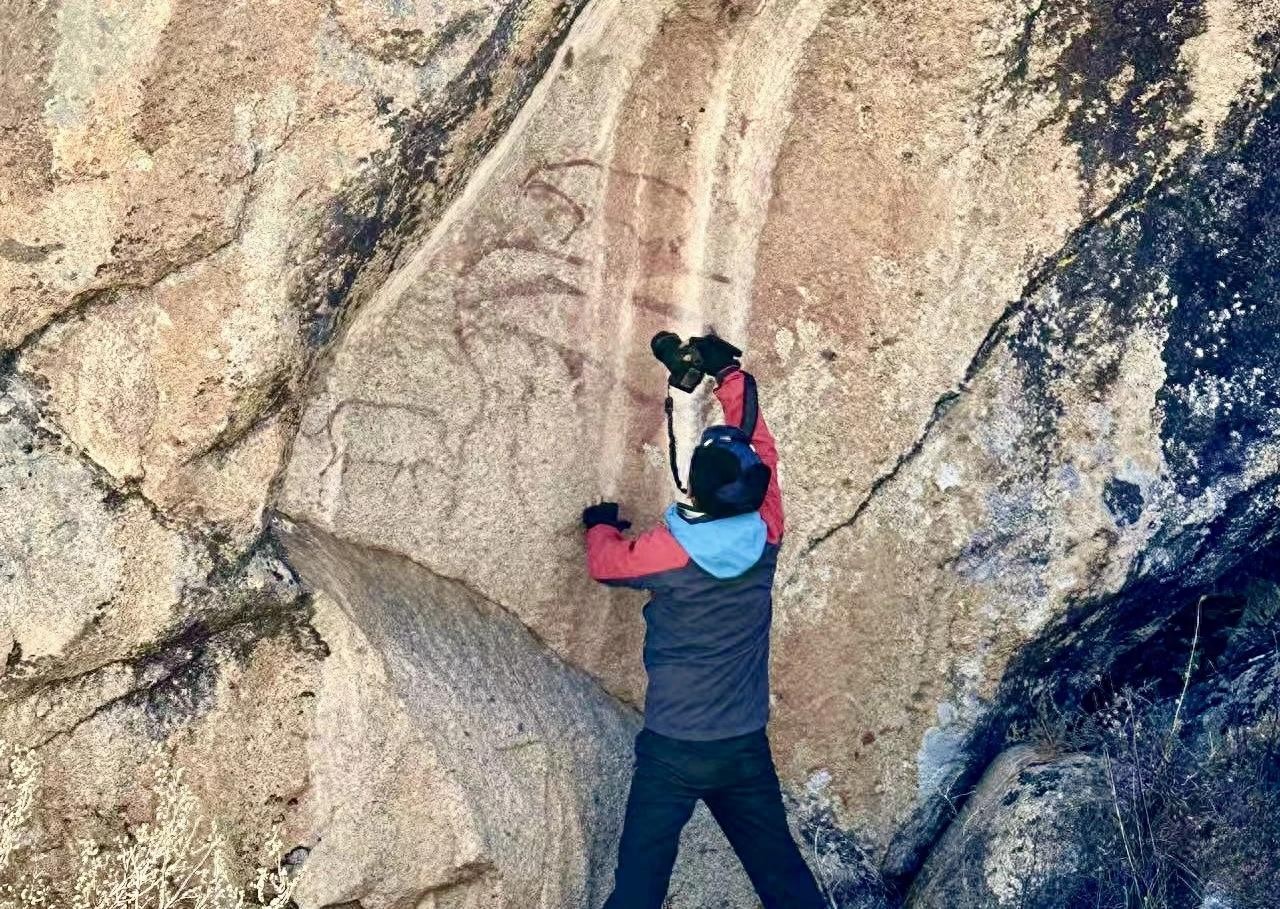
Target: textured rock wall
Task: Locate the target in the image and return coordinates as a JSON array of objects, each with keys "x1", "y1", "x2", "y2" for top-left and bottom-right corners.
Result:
[
  {"x1": 3, "y1": 0, "x2": 586, "y2": 546},
  {"x1": 906, "y1": 746, "x2": 1118, "y2": 909},
  {"x1": 276, "y1": 0, "x2": 1280, "y2": 875},
  {"x1": 4, "y1": 0, "x2": 1280, "y2": 905},
  {"x1": 908, "y1": 558, "x2": 1280, "y2": 908}
]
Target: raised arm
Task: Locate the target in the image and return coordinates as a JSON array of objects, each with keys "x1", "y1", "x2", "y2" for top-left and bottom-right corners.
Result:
[{"x1": 714, "y1": 368, "x2": 783, "y2": 543}]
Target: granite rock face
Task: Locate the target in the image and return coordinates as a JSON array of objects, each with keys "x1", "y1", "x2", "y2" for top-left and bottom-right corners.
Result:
[
  {"x1": 909, "y1": 563, "x2": 1280, "y2": 908},
  {"x1": 277, "y1": 0, "x2": 1280, "y2": 876},
  {"x1": 279, "y1": 517, "x2": 763, "y2": 908},
  {"x1": 4, "y1": 0, "x2": 1280, "y2": 906}
]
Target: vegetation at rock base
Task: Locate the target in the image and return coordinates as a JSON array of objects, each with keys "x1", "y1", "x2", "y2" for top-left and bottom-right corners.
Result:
[
  {"x1": 1020, "y1": 687, "x2": 1280, "y2": 907},
  {"x1": 0, "y1": 745, "x2": 300, "y2": 909}
]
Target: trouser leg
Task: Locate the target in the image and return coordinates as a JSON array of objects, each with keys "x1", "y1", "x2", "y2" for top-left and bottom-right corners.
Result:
[
  {"x1": 703, "y1": 743, "x2": 828, "y2": 909},
  {"x1": 602, "y1": 734, "x2": 700, "y2": 909}
]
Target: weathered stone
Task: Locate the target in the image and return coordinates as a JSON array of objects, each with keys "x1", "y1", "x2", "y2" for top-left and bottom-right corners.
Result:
[
  {"x1": 290, "y1": 589, "x2": 489, "y2": 909},
  {"x1": 0, "y1": 599, "x2": 321, "y2": 886},
  {"x1": 278, "y1": 0, "x2": 1280, "y2": 876},
  {"x1": 907, "y1": 746, "x2": 1119, "y2": 908},
  {"x1": 0, "y1": 381, "x2": 209, "y2": 688},
  {"x1": 911, "y1": 560, "x2": 1280, "y2": 909},
  {"x1": 5, "y1": 0, "x2": 1280, "y2": 903},
  {"x1": 2, "y1": 0, "x2": 591, "y2": 547},
  {"x1": 16, "y1": 255, "x2": 300, "y2": 539},
  {"x1": 278, "y1": 516, "x2": 761, "y2": 908}
]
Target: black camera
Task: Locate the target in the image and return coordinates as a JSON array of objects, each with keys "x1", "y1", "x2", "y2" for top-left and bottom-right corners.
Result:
[
  {"x1": 651, "y1": 332, "x2": 744, "y2": 393},
  {"x1": 651, "y1": 331, "x2": 705, "y2": 392}
]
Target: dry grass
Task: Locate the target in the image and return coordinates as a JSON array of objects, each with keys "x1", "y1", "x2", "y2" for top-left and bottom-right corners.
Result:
[
  {"x1": 0, "y1": 745, "x2": 299, "y2": 909},
  {"x1": 1024, "y1": 680, "x2": 1280, "y2": 909}
]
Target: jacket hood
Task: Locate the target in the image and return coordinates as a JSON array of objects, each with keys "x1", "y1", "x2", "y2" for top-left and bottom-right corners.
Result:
[{"x1": 664, "y1": 503, "x2": 767, "y2": 579}]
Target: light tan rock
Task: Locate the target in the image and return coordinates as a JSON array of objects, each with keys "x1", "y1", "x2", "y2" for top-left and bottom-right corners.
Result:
[
  {"x1": 3, "y1": 0, "x2": 590, "y2": 547},
  {"x1": 293, "y1": 588, "x2": 492, "y2": 909},
  {"x1": 0, "y1": 601, "x2": 321, "y2": 887},
  {"x1": 0, "y1": 382, "x2": 208, "y2": 686},
  {"x1": 18, "y1": 251, "x2": 299, "y2": 538},
  {"x1": 6, "y1": 0, "x2": 1280, "y2": 901},
  {"x1": 0, "y1": 377, "x2": 762, "y2": 909}
]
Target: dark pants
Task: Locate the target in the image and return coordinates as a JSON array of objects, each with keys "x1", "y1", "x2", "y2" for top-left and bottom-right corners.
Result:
[{"x1": 602, "y1": 728, "x2": 827, "y2": 909}]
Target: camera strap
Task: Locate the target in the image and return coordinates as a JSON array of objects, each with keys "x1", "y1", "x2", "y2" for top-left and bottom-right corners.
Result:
[
  {"x1": 664, "y1": 371, "x2": 759, "y2": 496},
  {"x1": 665, "y1": 393, "x2": 688, "y2": 494},
  {"x1": 739, "y1": 371, "x2": 759, "y2": 438}
]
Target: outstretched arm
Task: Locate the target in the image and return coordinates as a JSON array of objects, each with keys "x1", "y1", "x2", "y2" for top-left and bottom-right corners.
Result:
[
  {"x1": 585, "y1": 524, "x2": 689, "y2": 588},
  {"x1": 713, "y1": 368, "x2": 783, "y2": 543}
]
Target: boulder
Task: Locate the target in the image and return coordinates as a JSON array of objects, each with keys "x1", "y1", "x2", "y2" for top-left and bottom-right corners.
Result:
[
  {"x1": 279, "y1": 516, "x2": 762, "y2": 908},
  {"x1": 907, "y1": 746, "x2": 1120, "y2": 909}
]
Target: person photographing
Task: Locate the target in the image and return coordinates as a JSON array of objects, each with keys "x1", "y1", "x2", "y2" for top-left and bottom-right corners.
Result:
[{"x1": 584, "y1": 332, "x2": 826, "y2": 909}]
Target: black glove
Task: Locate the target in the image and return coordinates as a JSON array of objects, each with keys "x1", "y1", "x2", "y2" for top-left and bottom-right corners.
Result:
[
  {"x1": 691, "y1": 334, "x2": 742, "y2": 379},
  {"x1": 583, "y1": 501, "x2": 632, "y2": 531}
]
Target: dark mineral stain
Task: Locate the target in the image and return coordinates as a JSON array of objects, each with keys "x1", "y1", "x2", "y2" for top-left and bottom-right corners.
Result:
[
  {"x1": 0, "y1": 238, "x2": 63, "y2": 264},
  {"x1": 796, "y1": 800, "x2": 890, "y2": 906},
  {"x1": 299, "y1": 1, "x2": 589, "y2": 347},
  {"x1": 1155, "y1": 107, "x2": 1280, "y2": 496},
  {"x1": 1002, "y1": 0, "x2": 1204, "y2": 195},
  {"x1": 1102, "y1": 477, "x2": 1144, "y2": 526},
  {"x1": 5, "y1": 641, "x2": 23, "y2": 672},
  {"x1": 138, "y1": 629, "x2": 223, "y2": 739},
  {"x1": 1021, "y1": 88, "x2": 1280, "y2": 497},
  {"x1": 283, "y1": 846, "x2": 310, "y2": 869},
  {"x1": 1082, "y1": 590, "x2": 1247, "y2": 707},
  {"x1": 135, "y1": 610, "x2": 317, "y2": 740}
]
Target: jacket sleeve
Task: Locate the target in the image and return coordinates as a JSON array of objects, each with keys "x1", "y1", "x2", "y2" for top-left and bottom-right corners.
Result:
[
  {"x1": 585, "y1": 523, "x2": 689, "y2": 588},
  {"x1": 714, "y1": 368, "x2": 784, "y2": 543}
]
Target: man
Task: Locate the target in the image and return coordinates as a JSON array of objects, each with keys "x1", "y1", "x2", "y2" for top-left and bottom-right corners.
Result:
[{"x1": 583, "y1": 334, "x2": 827, "y2": 909}]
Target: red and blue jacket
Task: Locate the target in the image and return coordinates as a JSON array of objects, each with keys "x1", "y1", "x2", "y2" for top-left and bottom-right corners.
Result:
[{"x1": 585, "y1": 369, "x2": 783, "y2": 741}]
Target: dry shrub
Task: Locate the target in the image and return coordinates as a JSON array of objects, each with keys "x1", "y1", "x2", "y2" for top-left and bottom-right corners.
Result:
[
  {"x1": 1029, "y1": 683, "x2": 1280, "y2": 909},
  {"x1": 0, "y1": 745, "x2": 299, "y2": 909}
]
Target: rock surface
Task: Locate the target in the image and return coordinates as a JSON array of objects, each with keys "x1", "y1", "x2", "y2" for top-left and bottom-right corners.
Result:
[
  {"x1": 3, "y1": 0, "x2": 1280, "y2": 905},
  {"x1": 279, "y1": 516, "x2": 762, "y2": 908},
  {"x1": 277, "y1": 0, "x2": 1280, "y2": 873},
  {"x1": 908, "y1": 561, "x2": 1280, "y2": 908},
  {"x1": 907, "y1": 746, "x2": 1119, "y2": 908},
  {"x1": 3, "y1": 0, "x2": 587, "y2": 548}
]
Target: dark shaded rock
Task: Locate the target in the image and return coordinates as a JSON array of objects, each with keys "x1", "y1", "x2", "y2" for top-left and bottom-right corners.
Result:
[
  {"x1": 888, "y1": 65, "x2": 1280, "y2": 883},
  {"x1": 1103, "y1": 477, "x2": 1145, "y2": 526},
  {"x1": 908, "y1": 746, "x2": 1121, "y2": 909},
  {"x1": 789, "y1": 783, "x2": 892, "y2": 909},
  {"x1": 913, "y1": 542, "x2": 1280, "y2": 908},
  {"x1": 1004, "y1": 0, "x2": 1204, "y2": 197}
]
